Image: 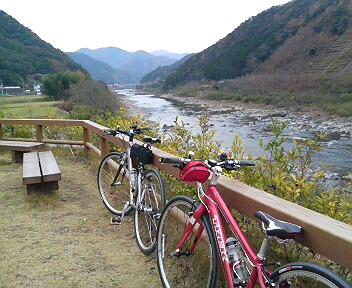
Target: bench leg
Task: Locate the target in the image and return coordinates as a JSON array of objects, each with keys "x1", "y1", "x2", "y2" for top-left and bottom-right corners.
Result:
[
  {"x1": 12, "y1": 150, "x2": 24, "y2": 162},
  {"x1": 27, "y1": 181, "x2": 59, "y2": 193}
]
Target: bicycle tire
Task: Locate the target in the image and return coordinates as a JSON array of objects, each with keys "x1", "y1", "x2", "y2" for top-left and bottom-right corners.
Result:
[
  {"x1": 269, "y1": 262, "x2": 351, "y2": 287},
  {"x1": 156, "y1": 195, "x2": 218, "y2": 288},
  {"x1": 97, "y1": 152, "x2": 133, "y2": 216},
  {"x1": 134, "y1": 167, "x2": 166, "y2": 255}
]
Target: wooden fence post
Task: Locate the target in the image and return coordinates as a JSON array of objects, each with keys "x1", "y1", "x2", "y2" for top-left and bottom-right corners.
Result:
[
  {"x1": 100, "y1": 136, "x2": 109, "y2": 160},
  {"x1": 0, "y1": 124, "x2": 3, "y2": 139},
  {"x1": 83, "y1": 127, "x2": 90, "y2": 153},
  {"x1": 36, "y1": 125, "x2": 43, "y2": 142}
]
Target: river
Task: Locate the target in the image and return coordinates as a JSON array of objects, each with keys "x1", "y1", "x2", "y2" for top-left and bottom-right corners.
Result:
[{"x1": 116, "y1": 90, "x2": 351, "y2": 189}]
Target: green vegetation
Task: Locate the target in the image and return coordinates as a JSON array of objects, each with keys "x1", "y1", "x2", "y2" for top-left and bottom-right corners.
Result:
[
  {"x1": 154, "y1": 112, "x2": 351, "y2": 224},
  {"x1": 0, "y1": 74, "x2": 121, "y2": 129},
  {"x1": 42, "y1": 71, "x2": 88, "y2": 101},
  {"x1": 155, "y1": 112, "x2": 351, "y2": 280},
  {"x1": 68, "y1": 79, "x2": 120, "y2": 117},
  {"x1": 0, "y1": 95, "x2": 68, "y2": 118}
]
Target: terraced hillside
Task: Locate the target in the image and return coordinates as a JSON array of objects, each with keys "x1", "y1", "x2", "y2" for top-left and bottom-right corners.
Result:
[{"x1": 306, "y1": 28, "x2": 352, "y2": 75}]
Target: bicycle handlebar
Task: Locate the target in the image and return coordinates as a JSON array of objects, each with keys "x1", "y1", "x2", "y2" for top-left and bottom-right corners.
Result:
[
  {"x1": 103, "y1": 125, "x2": 150, "y2": 137},
  {"x1": 226, "y1": 159, "x2": 256, "y2": 167},
  {"x1": 160, "y1": 156, "x2": 255, "y2": 170},
  {"x1": 159, "y1": 156, "x2": 191, "y2": 164},
  {"x1": 103, "y1": 128, "x2": 118, "y2": 136}
]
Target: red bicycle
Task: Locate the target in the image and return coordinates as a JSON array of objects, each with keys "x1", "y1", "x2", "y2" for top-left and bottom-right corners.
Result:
[{"x1": 156, "y1": 155, "x2": 350, "y2": 287}]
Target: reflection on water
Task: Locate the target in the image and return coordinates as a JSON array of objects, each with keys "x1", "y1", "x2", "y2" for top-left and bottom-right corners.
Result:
[{"x1": 117, "y1": 91, "x2": 351, "y2": 180}]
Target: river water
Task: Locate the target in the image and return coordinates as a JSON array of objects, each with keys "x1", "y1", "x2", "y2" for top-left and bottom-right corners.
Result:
[{"x1": 116, "y1": 90, "x2": 351, "y2": 188}]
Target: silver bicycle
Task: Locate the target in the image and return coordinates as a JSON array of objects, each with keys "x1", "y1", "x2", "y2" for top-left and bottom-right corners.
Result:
[{"x1": 97, "y1": 125, "x2": 166, "y2": 255}]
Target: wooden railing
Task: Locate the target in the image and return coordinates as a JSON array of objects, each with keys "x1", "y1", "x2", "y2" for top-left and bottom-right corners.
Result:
[{"x1": 0, "y1": 118, "x2": 351, "y2": 271}]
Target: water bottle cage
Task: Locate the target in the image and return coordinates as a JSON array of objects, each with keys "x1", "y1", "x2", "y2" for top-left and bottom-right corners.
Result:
[{"x1": 232, "y1": 260, "x2": 245, "y2": 278}]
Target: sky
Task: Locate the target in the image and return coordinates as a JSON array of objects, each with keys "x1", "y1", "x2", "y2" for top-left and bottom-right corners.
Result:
[{"x1": 1, "y1": 0, "x2": 291, "y2": 54}]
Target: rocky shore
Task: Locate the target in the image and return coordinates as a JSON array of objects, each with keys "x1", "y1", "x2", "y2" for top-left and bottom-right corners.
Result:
[
  {"x1": 159, "y1": 94, "x2": 351, "y2": 137},
  {"x1": 157, "y1": 93, "x2": 352, "y2": 191}
]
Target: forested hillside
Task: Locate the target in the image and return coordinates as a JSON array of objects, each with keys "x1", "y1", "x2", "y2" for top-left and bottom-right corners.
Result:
[
  {"x1": 0, "y1": 11, "x2": 87, "y2": 86},
  {"x1": 163, "y1": 0, "x2": 352, "y2": 89},
  {"x1": 140, "y1": 54, "x2": 194, "y2": 83}
]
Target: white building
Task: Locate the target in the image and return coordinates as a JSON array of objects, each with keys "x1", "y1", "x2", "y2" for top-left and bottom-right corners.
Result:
[{"x1": 33, "y1": 84, "x2": 41, "y2": 95}]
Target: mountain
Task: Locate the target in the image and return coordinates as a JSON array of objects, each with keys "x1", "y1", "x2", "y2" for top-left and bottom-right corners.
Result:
[
  {"x1": 0, "y1": 10, "x2": 87, "y2": 86},
  {"x1": 67, "y1": 52, "x2": 138, "y2": 84},
  {"x1": 163, "y1": 0, "x2": 352, "y2": 89},
  {"x1": 76, "y1": 47, "x2": 179, "y2": 81},
  {"x1": 149, "y1": 50, "x2": 189, "y2": 60},
  {"x1": 76, "y1": 47, "x2": 131, "y2": 69},
  {"x1": 140, "y1": 54, "x2": 194, "y2": 84}
]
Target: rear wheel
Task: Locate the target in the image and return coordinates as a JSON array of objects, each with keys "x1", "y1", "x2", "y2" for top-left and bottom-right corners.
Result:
[
  {"x1": 156, "y1": 195, "x2": 218, "y2": 288},
  {"x1": 270, "y1": 262, "x2": 351, "y2": 287},
  {"x1": 134, "y1": 168, "x2": 166, "y2": 255},
  {"x1": 97, "y1": 152, "x2": 133, "y2": 215}
]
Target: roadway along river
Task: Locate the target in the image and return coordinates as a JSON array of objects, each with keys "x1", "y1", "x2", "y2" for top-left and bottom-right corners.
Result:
[{"x1": 116, "y1": 90, "x2": 351, "y2": 189}]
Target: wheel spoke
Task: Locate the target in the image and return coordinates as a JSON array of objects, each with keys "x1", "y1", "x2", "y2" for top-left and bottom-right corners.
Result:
[
  {"x1": 98, "y1": 152, "x2": 133, "y2": 215},
  {"x1": 157, "y1": 196, "x2": 217, "y2": 287},
  {"x1": 134, "y1": 169, "x2": 165, "y2": 255}
]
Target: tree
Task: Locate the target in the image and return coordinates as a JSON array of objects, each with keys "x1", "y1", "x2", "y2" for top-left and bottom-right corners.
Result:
[
  {"x1": 42, "y1": 71, "x2": 87, "y2": 100},
  {"x1": 68, "y1": 79, "x2": 120, "y2": 116}
]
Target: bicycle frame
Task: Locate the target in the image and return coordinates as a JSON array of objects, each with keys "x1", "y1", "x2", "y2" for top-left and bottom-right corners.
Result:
[
  {"x1": 113, "y1": 133, "x2": 139, "y2": 209},
  {"x1": 175, "y1": 171, "x2": 269, "y2": 287},
  {"x1": 116, "y1": 133, "x2": 153, "y2": 211}
]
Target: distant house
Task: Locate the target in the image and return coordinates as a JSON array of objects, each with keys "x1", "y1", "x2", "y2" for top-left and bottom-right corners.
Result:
[
  {"x1": 33, "y1": 84, "x2": 41, "y2": 95},
  {"x1": 1, "y1": 86, "x2": 21, "y2": 95}
]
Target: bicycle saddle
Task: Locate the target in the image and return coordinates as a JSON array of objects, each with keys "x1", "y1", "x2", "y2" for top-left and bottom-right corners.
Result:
[
  {"x1": 143, "y1": 136, "x2": 161, "y2": 144},
  {"x1": 254, "y1": 211, "x2": 302, "y2": 239}
]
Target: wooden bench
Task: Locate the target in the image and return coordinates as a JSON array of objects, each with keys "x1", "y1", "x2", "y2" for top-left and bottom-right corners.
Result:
[
  {"x1": 23, "y1": 151, "x2": 61, "y2": 193},
  {"x1": 0, "y1": 140, "x2": 45, "y2": 162}
]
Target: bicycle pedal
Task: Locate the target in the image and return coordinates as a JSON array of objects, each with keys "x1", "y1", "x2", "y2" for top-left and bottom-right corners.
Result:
[{"x1": 110, "y1": 216, "x2": 122, "y2": 225}]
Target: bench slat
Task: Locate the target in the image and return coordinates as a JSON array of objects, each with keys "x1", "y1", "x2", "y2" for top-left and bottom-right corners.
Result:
[
  {"x1": 0, "y1": 140, "x2": 45, "y2": 151},
  {"x1": 23, "y1": 152, "x2": 42, "y2": 184},
  {"x1": 38, "y1": 151, "x2": 61, "y2": 182}
]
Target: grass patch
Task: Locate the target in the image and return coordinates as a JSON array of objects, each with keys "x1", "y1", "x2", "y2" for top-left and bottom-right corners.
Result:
[
  {"x1": 0, "y1": 95, "x2": 68, "y2": 118},
  {"x1": 0, "y1": 149, "x2": 162, "y2": 287}
]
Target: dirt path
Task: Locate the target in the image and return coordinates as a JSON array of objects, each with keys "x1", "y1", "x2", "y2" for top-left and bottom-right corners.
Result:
[{"x1": 0, "y1": 149, "x2": 162, "y2": 288}]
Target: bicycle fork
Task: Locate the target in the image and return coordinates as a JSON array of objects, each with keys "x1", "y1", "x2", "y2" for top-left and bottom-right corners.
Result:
[{"x1": 162, "y1": 202, "x2": 206, "y2": 259}]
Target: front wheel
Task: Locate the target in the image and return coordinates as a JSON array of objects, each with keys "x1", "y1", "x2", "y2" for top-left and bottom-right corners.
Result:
[
  {"x1": 156, "y1": 195, "x2": 218, "y2": 288},
  {"x1": 134, "y1": 168, "x2": 166, "y2": 255},
  {"x1": 269, "y1": 262, "x2": 351, "y2": 288},
  {"x1": 97, "y1": 152, "x2": 133, "y2": 216}
]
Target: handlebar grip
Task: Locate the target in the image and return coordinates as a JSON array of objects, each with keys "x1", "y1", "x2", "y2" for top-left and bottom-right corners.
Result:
[
  {"x1": 160, "y1": 156, "x2": 183, "y2": 164},
  {"x1": 141, "y1": 127, "x2": 151, "y2": 131},
  {"x1": 238, "y1": 160, "x2": 256, "y2": 166},
  {"x1": 103, "y1": 129, "x2": 117, "y2": 136}
]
